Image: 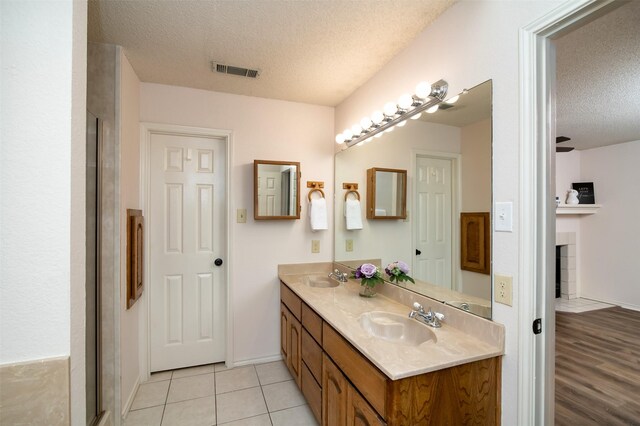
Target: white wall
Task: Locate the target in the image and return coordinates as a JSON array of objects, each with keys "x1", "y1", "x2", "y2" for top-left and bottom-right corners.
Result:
[
  {"x1": 140, "y1": 84, "x2": 334, "y2": 363},
  {"x1": 579, "y1": 140, "x2": 640, "y2": 309},
  {"x1": 460, "y1": 118, "x2": 491, "y2": 299},
  {"x1": 0, "y1": 0, "x2": 77, "y2": 364},
  {"x1": 334, "y1": 2, "x2": 562, "y2": 423},
  {"x1": 119, "y1": 51, "x2": 141, "y2": 412},
  {"x1": 0, "y1": 0, "x2": 87, "y2": 422}
]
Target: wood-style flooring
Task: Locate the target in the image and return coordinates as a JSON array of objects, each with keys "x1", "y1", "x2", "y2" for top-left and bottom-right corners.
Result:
[{"x1": 555, "y1": 306, "x2": 640, "y2": 425}]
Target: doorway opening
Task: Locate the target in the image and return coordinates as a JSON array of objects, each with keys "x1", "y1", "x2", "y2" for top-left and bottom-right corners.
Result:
[{"x1": 520, "y1": 0, "x2": 634, "y2": 423}]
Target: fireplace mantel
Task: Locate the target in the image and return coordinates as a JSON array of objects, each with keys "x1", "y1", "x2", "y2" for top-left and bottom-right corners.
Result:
[{"x1": 556, "y1": 204, "x2": 601, "y2": 215}]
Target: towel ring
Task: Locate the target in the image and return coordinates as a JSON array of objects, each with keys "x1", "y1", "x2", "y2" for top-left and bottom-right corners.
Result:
[
  {"x1": 308, "y1": 188, "x2": 325, "y2": 202},
  {"x1": 344, "y1": 190, "x2": 360, "y2": 201}
]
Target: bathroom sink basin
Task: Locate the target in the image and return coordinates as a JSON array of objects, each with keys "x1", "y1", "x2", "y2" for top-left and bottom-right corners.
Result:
[
  {"x1": 304, "y1": 274, "x2": 340, "y2": 288},
  {"x1": 447, "y1": 301, "x2": 491, "y2": 318},
  {"x1": 358, "y1": 311, "x2": 436, "y2": 346}
]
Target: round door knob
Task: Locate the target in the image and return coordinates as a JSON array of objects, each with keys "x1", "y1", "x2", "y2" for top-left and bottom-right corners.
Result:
[{"x1": 214, "y1": 258, "x2": 223, "y2": 266}]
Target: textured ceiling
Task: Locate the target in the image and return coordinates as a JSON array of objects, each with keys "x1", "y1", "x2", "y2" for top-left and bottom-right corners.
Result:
[
  {"x1": 556, "y1": 1, "x2": 640, "y2": 151},
  {"x1": 88, "y1": 0, "x2": 455, "y2": 107}
]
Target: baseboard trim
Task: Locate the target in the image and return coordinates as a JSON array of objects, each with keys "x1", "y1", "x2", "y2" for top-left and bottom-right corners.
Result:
[
  {"x1": 233, "y1": 354, "x2": 283, "y2": 368},
  {"x1": 121, "y1": 377, "x2": 140, "y2": 419}
]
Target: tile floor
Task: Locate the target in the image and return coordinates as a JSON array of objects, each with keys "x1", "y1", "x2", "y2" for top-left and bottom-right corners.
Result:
[
  {"x1": 555, "y1": 297, "x2": 614, "y2": 313},
  {"x1": 124, "y1": 361, "x2": 318, "y2": 426}
]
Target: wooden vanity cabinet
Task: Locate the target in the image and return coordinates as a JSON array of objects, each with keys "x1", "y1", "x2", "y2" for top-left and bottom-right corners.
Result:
[
  {"x1": 322, "y1": 353, "x2": 348, "y2": 426},
  {"x1": 280, "y1": 281, "x2": 501, "y2": 426},
  {"x1": 280, "y1": 302, "x2": 301, "y2": 387},
  {"x1": 347, "y1": 384, "x2": 385, "y2": 426}
]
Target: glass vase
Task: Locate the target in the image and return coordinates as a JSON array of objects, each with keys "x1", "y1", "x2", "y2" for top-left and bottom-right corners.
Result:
[{"x1": 359, "y1": 285, "x2": 377, "y2": 298}]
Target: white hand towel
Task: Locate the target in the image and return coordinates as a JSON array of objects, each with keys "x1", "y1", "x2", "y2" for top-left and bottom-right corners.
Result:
[
  {"x1": 345, "y1": 199, "x2": 363, "y2": 230},
  {"x1": 309, "y1": 197, "x2": 328, "y2": 231}
]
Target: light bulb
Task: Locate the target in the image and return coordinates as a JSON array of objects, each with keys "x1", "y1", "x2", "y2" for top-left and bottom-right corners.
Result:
[
  {"x1": 426, "y1": 105, "x2": 439, "y2": 114},
  {"x1": 398, "y1": 94, "x2": 413, "y2": 110},
  {"x1": 335, "y1": 133, "x2": 345, "y2": 144},
  {"x1": 415, "y1": 81, "x2": 432, "y2": 99},
  {"x1": 383, "y1": 102, "x2": 398, "y2": 117},
  {"x1": 446, "y1": 95, "x2": 460, "y2": 104},
  {"x1": 411, "y1": 112, "x2": 423, "y2": 120},
  {"x1": 343, "y1": 129, "x2": 353, "y2": 140},
  {"x1": 396, "y1": 120, "x2": 407, "y2": 127},
  {"x1": 360, "y1": 116, "x2": 372, "y2": 130},
  {"x1": 371, "y1": 110, "x2": 384, "y2": 125},
  {"x1": 351, "y1": 124, "x2": 363, "y2": 136}
]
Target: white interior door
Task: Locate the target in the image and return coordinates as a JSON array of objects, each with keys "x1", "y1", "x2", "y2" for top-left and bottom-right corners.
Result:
[
  {"x1": 257, "y1": 170, "x2": 282, "y2": 216},
  {"x1": 415, "y1": 156, "x2": 453, "y2": 288},
  {"x1": 149, "y1": 133, "x2": 226, "y2": 372}
]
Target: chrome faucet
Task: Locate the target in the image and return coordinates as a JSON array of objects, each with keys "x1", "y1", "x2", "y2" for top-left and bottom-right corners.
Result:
[
  {"x1": 328, "y1": 269, "x2": 348, "y2": 282},
  {"x1": 409, "y1": 302, "x2": 444, "y2": 328}
]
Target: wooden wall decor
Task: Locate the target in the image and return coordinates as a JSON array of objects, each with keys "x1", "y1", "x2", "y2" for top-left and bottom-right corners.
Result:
[
  {"x1": 461, "y1": 212, "x2": 491, "y2": 275},
  {"x1": 126, "y1": 209, "x2": 144, "y2": 309}
]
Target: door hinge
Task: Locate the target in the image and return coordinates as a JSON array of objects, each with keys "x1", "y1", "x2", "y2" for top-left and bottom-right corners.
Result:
[{"x1": 532, "y1": 318, "x2": 542, "y2": 335}]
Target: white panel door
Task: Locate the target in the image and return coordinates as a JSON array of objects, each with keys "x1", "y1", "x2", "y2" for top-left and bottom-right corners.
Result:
[
  {"x1": 415, "y1": 156, "x2": 452, "y2": 288},
  {"x1": 257, "y1": 170, "x2": 282, "y2": 216},
  {"x1": 149, "y1": 133, "x2": 226, "y2": 372}
]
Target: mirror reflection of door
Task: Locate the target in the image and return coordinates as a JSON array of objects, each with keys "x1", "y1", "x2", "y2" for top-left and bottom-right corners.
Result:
[
  {"x1": 414, "y1": 155, "x2": 453, "y2": 288},
  {"x1": 254, "y1": 161, "x2": 300, "y2": 219},
  {"x1": 258, "y1": 168, "x2": 282, "y2": 216}
]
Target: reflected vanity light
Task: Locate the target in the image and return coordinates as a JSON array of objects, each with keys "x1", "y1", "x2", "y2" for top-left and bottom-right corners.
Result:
[{"x1": 336, "y1": 79, "x2": 449, "y2": 148}]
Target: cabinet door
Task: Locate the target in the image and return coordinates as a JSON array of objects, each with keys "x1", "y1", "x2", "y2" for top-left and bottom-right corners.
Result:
[
  {"x1": 322, "y1": 354, "x2": 347, "y2": 426},
  {"x1": 280, "y1": 303, "x2": 289, "y2": 360},
  {"x1": 347, "y1": 384, "x2": 386, "y2": 426},
  {"x1": 289, "y1": 314, "x2": 302, "y2": 387}
]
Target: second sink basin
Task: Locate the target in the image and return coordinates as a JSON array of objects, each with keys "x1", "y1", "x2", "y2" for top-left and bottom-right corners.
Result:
[
  {"x1": 358, "y1": 311, "x2": 437, "y2": 346},
  {"x1": 304, "y1": 274, "x2": 340, "y2": 288}
]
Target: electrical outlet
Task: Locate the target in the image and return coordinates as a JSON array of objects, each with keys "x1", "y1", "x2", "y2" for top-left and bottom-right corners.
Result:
[
  {"x1": 236, "y1": 208, "x2": 247, "y2": 223},
  {"x1": 345, "y1": 239, "x2": 353, "y2": 252},
  {"x1": 494, "y1": 274, "x2": 513, "y2": 306},
  {"x1": 311, "y1": 240, "x2": 320, "y2": 253}
]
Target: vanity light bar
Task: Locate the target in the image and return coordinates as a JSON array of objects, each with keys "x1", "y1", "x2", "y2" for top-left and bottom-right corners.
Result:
[{"x1": 337, "y1": 79, "x2": 449, "y2": 148}]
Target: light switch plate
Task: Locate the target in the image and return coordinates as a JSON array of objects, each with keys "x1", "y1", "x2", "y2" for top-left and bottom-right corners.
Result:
[
  {"x1": 236, "y1": 208, "x2": 247, "y2": 223},
  {"x1": 494, "y1": 274, "x2": 513, "y2": 306},
  {"x1": 311, "y1": 240, "x2": 320, "y2": 253},
  {"x1": 495, "y1": 201, "x2": 513, "y2": 232},
  {"x1": 345, "y1": 239, "x2": 353, "y2": 252}
]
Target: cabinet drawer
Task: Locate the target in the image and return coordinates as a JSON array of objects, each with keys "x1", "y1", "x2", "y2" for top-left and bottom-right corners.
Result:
[
  {"x1": 301, "y1": 362, "x2": 322, "y2": 424},
  {"x1": 280, "y1": 282, "x2": 301, "y2": 320},
  {"x1": 323, "y1": 323, "x2": 388, "y2": 419},
  {"x1": 302, "y1": 328, "x2": 322, "y2": 383},
  {"x1": 302, "y1": 302, "x2": 323, "y2": 344}
]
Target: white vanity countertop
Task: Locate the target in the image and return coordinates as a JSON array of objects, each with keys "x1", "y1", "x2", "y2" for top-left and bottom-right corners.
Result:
[{"x1": 278, "y1": 263, "x2": 505, "y2": 381}]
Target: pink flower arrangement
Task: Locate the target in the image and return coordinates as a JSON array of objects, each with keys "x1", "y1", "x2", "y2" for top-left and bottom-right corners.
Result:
[{"x1": 385, "y1": 261, "x2": 415, "y2": 284}]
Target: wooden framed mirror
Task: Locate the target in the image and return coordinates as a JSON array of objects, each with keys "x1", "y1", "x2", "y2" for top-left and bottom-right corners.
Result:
[
  {"x1": 254, "y1": 160, "x2": 301, "y2": 220},
  {"x1": 366, "y1": 167, "x2": 407, "y2": 219}
]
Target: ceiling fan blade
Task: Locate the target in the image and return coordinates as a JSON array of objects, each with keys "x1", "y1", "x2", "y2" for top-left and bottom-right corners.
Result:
[
  {"x1": 556, "y1": 136, "x2": 571, "y2": 144},
  {"x1": 556, "y1": 146, "x2": 575, "y2": 152}
]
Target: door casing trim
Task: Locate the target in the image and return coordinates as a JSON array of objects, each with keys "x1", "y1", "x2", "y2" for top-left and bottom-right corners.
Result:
[{"x1": 518, "y1": 1, "x2": 620, "y2": 423}]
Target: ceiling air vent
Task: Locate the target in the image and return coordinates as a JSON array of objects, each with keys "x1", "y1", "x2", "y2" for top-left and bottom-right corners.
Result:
[{"x1": 212, "y1": 61, "x2": 260, "y2": 79}]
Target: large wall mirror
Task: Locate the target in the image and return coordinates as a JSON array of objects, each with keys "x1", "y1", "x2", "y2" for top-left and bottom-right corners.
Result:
[
  {"x1": 254, "y1": 160, "x2": 301, "y2": 220},
  {"x1": 334, "y1": 80, "x2": 493, "y2": 319}
]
